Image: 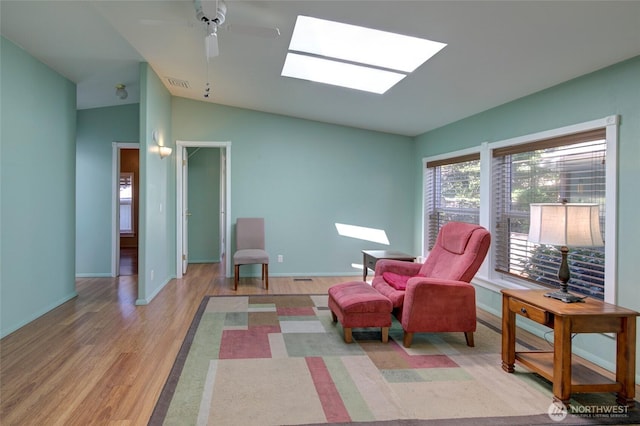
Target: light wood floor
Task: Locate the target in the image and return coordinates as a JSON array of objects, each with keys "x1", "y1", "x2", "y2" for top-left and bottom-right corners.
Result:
[
  {"x1": 1, "y1": 263, "x2": 635, "y2": 425},
  {"x1": 119, "y1": 247, "x2": 138, "y2": 276},
  {"x1": 0, "y1": 264, "x2": 356, "y2": 425}
]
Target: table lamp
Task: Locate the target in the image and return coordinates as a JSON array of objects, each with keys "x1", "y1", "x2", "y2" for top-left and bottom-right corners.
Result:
[{"x1": 528, "y1": 202, "x2": 604, "y2": 303}]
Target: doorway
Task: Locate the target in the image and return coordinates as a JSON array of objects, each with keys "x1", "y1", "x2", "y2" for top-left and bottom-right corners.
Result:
[
  {"x1": 176, "y1": 141, "x2": 231, "y2": 279},
  {"x1": 112, "y1": 143, "x2": 140, "y2": 276}
]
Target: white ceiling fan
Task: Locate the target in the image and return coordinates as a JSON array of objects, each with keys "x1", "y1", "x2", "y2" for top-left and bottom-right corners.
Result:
[{"x1": 195, "y1": 0, "x2": 280, "y2": 59}]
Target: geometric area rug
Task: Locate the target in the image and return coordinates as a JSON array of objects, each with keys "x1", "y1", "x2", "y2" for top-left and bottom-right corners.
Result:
[{"x1": 149, "y1": 295, "x2": 639, "y2": 426}]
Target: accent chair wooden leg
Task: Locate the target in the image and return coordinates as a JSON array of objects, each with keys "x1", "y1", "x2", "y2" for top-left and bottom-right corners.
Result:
[
  {"x1": 381, "y1": 327, "x2": 389, "y2": 343},
  {"x1": 344, "y1": 327, "x2": 352, "y2": 343},
  {"x1": 403, "y1": 332, "x2": 413, "y2": 348},
  {"x1": 234, "y1": 265, "x2": 239, "y2": 291},
  {"x1": 465, "y1": 331, "x2": 475, "y2": 347},
  {"x1": 264, "y1": 264, "x2": 269, "y2": 290},
  {"x1": 331, "y1": 311, "x2": 337, "y2": 323}
]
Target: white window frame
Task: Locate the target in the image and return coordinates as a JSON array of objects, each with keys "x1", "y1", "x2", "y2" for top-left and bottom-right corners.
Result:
[
  {"x1": 423, "y1": 115, "x2": 619, "y2": 304},
  {"x1": 422, "y1": 146, "x2": 481, "y2": 256}
]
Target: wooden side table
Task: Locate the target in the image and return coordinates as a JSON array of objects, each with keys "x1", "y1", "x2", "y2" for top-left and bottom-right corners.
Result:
[
  {"x1": 501, "y1": 289, "x2": 638, "y2": 406},
  {"x1": 362, "y1": 250, "x2": 415, "y2": 281}
]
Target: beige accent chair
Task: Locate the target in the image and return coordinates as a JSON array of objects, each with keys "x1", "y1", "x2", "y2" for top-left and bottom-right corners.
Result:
[{"x1": 233, "y1": 218, "x2": 269, "y2": 291}]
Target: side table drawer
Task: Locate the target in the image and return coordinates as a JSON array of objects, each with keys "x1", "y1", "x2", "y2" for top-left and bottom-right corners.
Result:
[
  {"x1": 509, "y1": 299, "x2": 549, "y2": 324},
  {"x1": 366, "y1": 258, "x2": 376, "y2": 271}
]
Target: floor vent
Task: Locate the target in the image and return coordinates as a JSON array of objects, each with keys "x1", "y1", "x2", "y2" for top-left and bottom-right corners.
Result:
[
  {"x1": 293, "y1": 278, "x2": 313, "y2": 282},
  {"x1": 166, "y1": 77, "x2": 190, "y2": 89}
]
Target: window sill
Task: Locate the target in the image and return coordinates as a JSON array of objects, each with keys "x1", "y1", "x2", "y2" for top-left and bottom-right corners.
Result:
[{"x1": 472, "y1": 274, "x2": 549, "y2": 294}]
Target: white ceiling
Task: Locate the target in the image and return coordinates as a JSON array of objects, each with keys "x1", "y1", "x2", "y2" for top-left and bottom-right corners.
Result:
[{"x1": 2, "y1": 1, "x2": 639, "y2": 136}]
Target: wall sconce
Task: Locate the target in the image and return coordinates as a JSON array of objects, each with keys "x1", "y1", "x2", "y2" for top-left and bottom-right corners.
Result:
[
  {"x1": 115, "y1": 83, "x2": 128, "y2": 100},
  {"x1": 152, "y1": 130, "x2": 172, "y2": 158},
  {"x1": 159, "y1": 146, "x2": 172, "y2": 159}
]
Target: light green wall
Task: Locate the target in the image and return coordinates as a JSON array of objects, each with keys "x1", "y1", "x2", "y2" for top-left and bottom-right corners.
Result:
[
  {"x1": 137, "y1": 63, "x2": 174, "y2": 304},
  {"x1": 187, "y1": 147, "x2": 220, "y2": 263},
  {"x1": 4, "y1": 32, "x2": 637, "y2": 383},
  {"x1": 1, "y1": 37, "x2": 77, "y2": 337},
  {"x1": 76, "y1": 104, "x2": 139, "y2": 276},
  {"x1": 172, "y1": 98, "x2": 415, "y2": 276},
  {"x1": 414, "y1": 56, "x2": 640, "y2": 377}
]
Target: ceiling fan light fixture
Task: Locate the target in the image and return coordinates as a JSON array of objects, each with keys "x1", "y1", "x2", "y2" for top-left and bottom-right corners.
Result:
[
  {"x1": 115, "y1": 84, "x2": 128, "y2": 100},
  {"x1": 200, "y1": 0, "x2": 227, "y2": 26}
]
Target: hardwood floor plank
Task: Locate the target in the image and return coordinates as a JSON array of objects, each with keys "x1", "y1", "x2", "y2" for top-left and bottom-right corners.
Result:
[
  {"x1": 2, "y1": 263, "x2": 634, "y2": 424},
  {"x1": 0, "y1": 263, "x2": 347, "y2": 424}
]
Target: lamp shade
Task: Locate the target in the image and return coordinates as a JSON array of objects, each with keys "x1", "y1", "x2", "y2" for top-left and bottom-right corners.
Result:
[{"x1": 528, "y1": 203, "x2": 604, "y2": 247}]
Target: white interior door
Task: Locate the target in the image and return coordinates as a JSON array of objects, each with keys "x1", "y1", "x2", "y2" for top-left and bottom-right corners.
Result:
[
  {"x1": 182, "y1": 147, "x2": 189, "y2": 274},
  {"x1": 176, "y1": 140, "x2": 231, "y2": 279},
  {"x1": 219, "y1": 149, "x2": 227, "y2": 267}
]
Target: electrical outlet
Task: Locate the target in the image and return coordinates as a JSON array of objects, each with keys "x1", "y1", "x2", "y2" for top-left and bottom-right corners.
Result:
[
  {"x1": 277, "y1": 255, "x2": 283, "y2": 263},
  {"x1": 151, "y1": 269, "x2": 155, "y2": 280}
]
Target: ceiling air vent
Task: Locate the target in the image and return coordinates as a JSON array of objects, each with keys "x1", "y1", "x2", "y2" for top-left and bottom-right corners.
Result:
[{"x1": 166, "y1": 77, "x2": 190, "y2": 89}]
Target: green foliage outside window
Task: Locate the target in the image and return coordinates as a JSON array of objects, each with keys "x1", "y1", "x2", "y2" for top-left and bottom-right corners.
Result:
[
  {"x1": 439, "y1": 160, "x2": 481, "y2": 209},
  {"x1": 521, "y1": 245, "x2": 605, "y2": 298}
]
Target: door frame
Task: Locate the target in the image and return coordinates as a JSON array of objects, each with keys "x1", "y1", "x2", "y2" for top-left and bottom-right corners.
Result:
[
  {"x1": 111, "y1": 142, "x2": 140, "y2": 277},
  {"x1": 176, "y1": 140, "x2": 232, "y2": 278}
]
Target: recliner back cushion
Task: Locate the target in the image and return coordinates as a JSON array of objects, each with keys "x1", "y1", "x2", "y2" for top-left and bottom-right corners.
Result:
[
  {"x1": 440, "y1": 223, "x2": 477, "y2": 254},
  {"x1": 418, "y1": 222, "x2": 490, "y2": 282}
]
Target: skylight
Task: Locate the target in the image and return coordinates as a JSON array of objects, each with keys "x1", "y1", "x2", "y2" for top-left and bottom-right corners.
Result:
[
  {"x1": 282, "y1": 53, "x2": 406, "y2": 95},
  {"x1": 281, "y1": 16, "x2": 446, "y2": 94}
]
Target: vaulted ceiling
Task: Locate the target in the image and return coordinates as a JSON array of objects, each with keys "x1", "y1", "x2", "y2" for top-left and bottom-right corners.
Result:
[{"x1": 2, "y1": 1, "x2": 639, "y2": 136}]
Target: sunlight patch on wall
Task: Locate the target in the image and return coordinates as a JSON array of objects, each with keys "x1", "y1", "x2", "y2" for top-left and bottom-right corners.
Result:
[{"x1": 335, "y1": 223, "x2": 390, "y2": 245}]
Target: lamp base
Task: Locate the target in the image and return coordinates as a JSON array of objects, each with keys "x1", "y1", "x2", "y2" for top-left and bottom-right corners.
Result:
[{"x1": 544, "y1": 290, "x2": 586, "y2": 303}]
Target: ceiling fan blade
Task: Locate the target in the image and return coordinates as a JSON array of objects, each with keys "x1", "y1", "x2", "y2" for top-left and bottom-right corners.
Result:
[
  {"x1": 205, "y1": 33, "x2": 219, "y2": 58},
  {"x1": 225, "y1": 24, "x2": 280, "y2": 39}
]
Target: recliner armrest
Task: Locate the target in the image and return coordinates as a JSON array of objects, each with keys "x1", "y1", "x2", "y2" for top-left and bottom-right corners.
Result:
[
  {"x1": 401, "y1": 277, "x2": 476, "y2": 333},
  {"x1": 374, "y1": 259, "x2": 421, "y2": 277},
  {"x1": 405, "y1": 277, "x2": 475, "y2": 291}
]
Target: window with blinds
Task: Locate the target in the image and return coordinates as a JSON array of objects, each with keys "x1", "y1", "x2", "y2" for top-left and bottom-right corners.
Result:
[
  {"x1": 492, "y1": 128, "x2": 606, "y2": 299},
  {"x1": 120, "y1": 172, "x2": 134, "y2": 235},
  {"x1": 424, "y1": 153, "x2": 480, "y2": 250}
]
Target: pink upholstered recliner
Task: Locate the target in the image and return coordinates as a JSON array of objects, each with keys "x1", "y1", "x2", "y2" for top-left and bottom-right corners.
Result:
[{"x1": 372, "y1": 222, "x2": 491, "y2": 348}]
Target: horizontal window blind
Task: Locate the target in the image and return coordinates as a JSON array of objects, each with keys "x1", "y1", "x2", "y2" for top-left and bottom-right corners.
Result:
[
  {"x1": 425, "y1": 153, "x2": 480, "y2": 249},
  {"x1": 493, "y1": 129, "x2": 606, "y2": 299}
]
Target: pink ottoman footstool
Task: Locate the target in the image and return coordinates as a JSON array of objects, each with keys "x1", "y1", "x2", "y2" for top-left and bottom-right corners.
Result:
[{"x1": 328, "y1": 281, "x2": 393, "y2": 343}]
